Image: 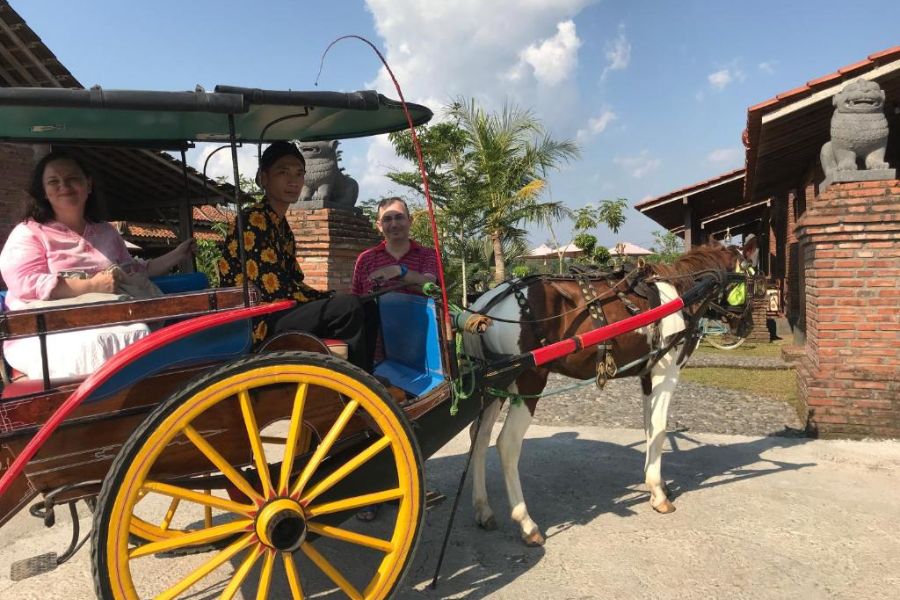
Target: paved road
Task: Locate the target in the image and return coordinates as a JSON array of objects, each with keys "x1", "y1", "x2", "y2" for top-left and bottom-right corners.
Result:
[{"x1": 2, "y1": 425, "x2": 898, "y2": 600}]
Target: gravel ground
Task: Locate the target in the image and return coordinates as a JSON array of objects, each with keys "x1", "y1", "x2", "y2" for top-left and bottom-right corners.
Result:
[{"x1": 526, "y1": 363, "x2": 805, "y2": 438}]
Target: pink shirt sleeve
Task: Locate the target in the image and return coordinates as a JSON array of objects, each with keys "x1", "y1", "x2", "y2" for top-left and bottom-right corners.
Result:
[{"x1": 0, "y1": 222, "x2": 60, "y2": 302}]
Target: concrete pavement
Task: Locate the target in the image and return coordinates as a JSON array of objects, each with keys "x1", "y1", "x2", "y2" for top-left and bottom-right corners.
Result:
[{"x1": 1, "y1": 425, "x2": 898, "y2": 599}]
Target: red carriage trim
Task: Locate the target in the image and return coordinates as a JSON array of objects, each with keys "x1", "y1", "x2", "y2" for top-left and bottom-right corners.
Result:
[
  {"x1": 0, "y1": 300, "x2": 294, "y2": 497},
  {"x1": 530, "y1": 297, "x2": 686, "y2": 367},
  {"x1": 529, "y1": 274, "x2": 719, "y2": 367}
]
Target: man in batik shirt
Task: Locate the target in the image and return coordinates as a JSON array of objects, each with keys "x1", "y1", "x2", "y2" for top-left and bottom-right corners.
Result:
[{"x1": 219, "y1": 141, "x2": 371, "y2": 370}]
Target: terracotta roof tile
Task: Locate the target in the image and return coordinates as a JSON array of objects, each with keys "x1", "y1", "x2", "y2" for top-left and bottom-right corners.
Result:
[
  {"x1": 869, "y1": 47, "x2": 900, "y2": 60},
  {"x1": 805, "y1": 72, "x2": 842, "y2": 88},
  {"x1": 775, "y1": 85, "x2": 809, "y2": 101},
  {"x1": 635, "y1": 168, "x2": 744, "y2": 210}
]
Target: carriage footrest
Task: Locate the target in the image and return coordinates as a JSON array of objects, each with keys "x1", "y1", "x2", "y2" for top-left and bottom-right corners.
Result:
[{"x1": 10, "y1": 552, "x2": 58, "y2": 581}]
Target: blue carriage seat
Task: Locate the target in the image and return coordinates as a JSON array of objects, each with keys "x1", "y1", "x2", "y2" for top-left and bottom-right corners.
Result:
[{"x1": 374, "y1": 292, "x2": 445, "y2": 397}]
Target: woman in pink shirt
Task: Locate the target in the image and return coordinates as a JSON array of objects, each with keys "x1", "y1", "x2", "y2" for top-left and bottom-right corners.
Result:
[{"x1": 0, "y1": 152, "x2": 193, "y2": 379}]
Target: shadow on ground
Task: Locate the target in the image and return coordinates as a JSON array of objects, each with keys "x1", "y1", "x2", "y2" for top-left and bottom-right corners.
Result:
[{"x1": 396, "y1": 429, "x2": 814, "y2": 598}]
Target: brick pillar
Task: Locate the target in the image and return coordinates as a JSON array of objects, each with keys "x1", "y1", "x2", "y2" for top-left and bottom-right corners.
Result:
[
  {"x1": 286, "y1": 207, "x2": 380, "y2": 293},
  {"x1": 794, "y1": 180, "x2": 900, "y2": 439},
  {"x1": 746, "y1": 297, "x2": 769, "y2": 344}
]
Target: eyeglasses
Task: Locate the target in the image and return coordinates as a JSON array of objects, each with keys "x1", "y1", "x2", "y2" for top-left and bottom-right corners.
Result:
[{"x1": 378, "y1": 214, "x2": 408, "y2": 224}]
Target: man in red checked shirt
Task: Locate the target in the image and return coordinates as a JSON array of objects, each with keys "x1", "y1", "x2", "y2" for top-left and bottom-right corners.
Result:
[
  {"x1": 351, "y1": 197, "x2": 437, "y2": 295},
  {"x1": 351, "y1": 196, "x2": 438, "y2": 523}
]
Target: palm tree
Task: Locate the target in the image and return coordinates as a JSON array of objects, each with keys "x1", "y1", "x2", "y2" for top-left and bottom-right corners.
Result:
[{"x1": 451, "y1": 99, "x2": 579, "y2": 283}]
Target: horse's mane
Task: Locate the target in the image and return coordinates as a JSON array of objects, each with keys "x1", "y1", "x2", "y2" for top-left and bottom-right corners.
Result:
[{"x1": 649, "y1": 243, "x2": 737, "y2": 281}]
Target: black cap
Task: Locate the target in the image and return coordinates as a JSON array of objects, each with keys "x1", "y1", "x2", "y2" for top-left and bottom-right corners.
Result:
[
  {"x1": 258, "y1": 141, "x2": 305, "y2": 172},
  {"x1": 256, "y1": 141, "x2": 305, "y2": 186}
]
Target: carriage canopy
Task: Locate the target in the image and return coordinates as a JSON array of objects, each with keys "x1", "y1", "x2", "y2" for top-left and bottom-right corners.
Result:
[{"x1": 0, "y1": 85, "x2": 433, "y2": 147}]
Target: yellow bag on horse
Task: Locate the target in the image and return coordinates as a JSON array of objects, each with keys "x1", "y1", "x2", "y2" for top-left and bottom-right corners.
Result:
[{"x1": 726, "y1": 262, "x2": 755, "y2": 306}]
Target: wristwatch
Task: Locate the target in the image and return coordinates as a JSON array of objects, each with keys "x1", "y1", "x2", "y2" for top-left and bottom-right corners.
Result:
[{"x1": 398, "y1": 264, "x2": 408, "y2": 279}]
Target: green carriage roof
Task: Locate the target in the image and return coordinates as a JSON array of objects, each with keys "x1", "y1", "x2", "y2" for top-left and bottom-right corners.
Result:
[{"x1": 0, "y1": 85, "x2": 432, "y2": 147}]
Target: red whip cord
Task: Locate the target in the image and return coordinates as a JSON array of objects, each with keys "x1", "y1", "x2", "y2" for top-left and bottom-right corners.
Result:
[{"x1": 316, "y1": 35, "x2": 454, "y2": 332}]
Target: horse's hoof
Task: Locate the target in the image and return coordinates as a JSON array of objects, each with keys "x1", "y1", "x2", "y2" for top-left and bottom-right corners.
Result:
[
  {"x1": 522, "y1": 530, "x2": 545, "y2": 547},
  {"x1": 478, "y1": 515, "x2": 498, "y2": 531},
  {"x1": 652, "y1": 499, "x2": 676, "y2": 514}
]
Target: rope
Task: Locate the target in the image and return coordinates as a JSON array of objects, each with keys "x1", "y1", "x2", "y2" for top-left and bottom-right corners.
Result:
[
  {"x1": 484, "y1": 378, "x2": 597, "y2": 406},
  {"x1": 449, "y1": 334, "x2": 477, "y2": 416}
]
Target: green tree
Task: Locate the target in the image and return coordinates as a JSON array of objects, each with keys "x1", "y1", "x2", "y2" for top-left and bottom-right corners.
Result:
[
  {"x1": 388, "y1": 117, "x2": 486, "y2": 303},
  {"x1": 450, "y1": 98, "x2": 579, "y2": 283},
  {"x1": 195, "y1": 221, "x2": 228, "y2": 287},
  {"x1": 597, "y1": 198, "x2": 627, "y2": 234},
  {"x1": 648, "y1": 230, "x2": 684, "y2": 264}
]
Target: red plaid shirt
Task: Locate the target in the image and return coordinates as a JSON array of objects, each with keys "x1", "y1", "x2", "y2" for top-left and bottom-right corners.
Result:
[{"x1": 351, "y1": 240, "x2": 438, "y2": 295}]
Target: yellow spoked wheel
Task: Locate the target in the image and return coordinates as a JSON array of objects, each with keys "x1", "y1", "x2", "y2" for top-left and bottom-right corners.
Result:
[{"x1": 92, "y1": 352, "x2": 424, "y2": 599}]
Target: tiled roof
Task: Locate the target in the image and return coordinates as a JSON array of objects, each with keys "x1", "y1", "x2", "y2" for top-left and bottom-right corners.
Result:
[
  {"x1": 112, "y1": 221, "x2": 224, "y2": 243},
  {"x1": 193, "y1": 204, "x2": 234, "y2": 223},
  {"x1": 636, "y1": 168, "x2": 744, "y2": 210},
  {"x1": 0, "y1": 2, "x2": 79, "y2": 88}
]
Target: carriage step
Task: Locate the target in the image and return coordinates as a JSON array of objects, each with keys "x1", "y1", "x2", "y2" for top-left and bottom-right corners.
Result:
[{"x1": 10, "y1": 552, "x2": 58, "y2": 581}]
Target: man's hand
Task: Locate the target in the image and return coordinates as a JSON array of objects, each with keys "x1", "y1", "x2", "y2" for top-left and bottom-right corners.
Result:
[{"x1": 369, "y1": 264, "x2": 403, "y2": 282}]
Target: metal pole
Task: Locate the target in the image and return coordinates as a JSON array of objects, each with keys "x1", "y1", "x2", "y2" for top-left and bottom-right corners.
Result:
[
  {"x1": 228, "y1": 114, "x2": 250, "y2": 307},
  {"x1": 179, "y1": 149, "x2": 196, "y2": 273}
]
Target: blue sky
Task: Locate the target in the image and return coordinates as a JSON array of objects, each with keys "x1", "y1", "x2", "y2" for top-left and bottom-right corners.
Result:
[{"x1": 13, "y1": 0, "x2": 900, "y2": 249}]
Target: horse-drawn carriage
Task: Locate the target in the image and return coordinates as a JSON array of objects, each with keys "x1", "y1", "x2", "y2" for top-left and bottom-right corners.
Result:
[{"x1": 0, "y1": 83, "x2": 754, "y2": 599}]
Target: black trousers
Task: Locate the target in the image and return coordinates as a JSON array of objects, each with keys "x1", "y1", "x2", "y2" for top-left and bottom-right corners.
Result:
[{"x1": 273, "y1": 294, "x2": 375, "y2": 371}]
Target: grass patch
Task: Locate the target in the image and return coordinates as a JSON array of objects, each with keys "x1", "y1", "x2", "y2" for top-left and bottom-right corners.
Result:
[
  {"x1": 695, "y1": 339, "x2": 786, "y2": 359},
  {"x1": 681, "y1": 366, "x2": 798, "y2": 407}
]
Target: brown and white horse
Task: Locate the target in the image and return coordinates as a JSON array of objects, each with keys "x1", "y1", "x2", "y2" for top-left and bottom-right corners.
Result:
[{"x1": 462, "y1": 243, "x2": 751, "y2": 546}]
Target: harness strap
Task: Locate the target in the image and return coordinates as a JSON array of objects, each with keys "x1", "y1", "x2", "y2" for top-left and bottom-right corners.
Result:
[
  {"x1": 511, "y1": 282, "x2": 548, "y2": 347},
  {"x1": 574, "y1": 273, "x2": 617, "y2": 388}
]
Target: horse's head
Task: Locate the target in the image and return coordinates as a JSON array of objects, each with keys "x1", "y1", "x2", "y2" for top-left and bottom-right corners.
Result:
[{"x1": 653, "y1": 242, "x2": 755, "y2": 338}]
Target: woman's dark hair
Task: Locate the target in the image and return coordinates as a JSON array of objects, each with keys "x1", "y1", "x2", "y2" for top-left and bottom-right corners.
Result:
[{"x1": 25, "y1": 151, "x2": 101, "y2": 223}]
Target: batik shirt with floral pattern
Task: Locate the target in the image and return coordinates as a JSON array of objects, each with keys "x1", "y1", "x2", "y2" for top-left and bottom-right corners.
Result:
[{"x1": 218, "y1": 201, "x2": 326, "y2": 341}]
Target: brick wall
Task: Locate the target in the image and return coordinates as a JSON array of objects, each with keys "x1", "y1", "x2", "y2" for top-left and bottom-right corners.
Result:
[
  {"x1": 286, "y1": 207, "x2": 380, "y2": 293},
  {"x1": 0, "y1": 144, "x2": 44, "y2": 288},
  {"x1": 746, "y1": 297, "x2": 769, "y2": 343},
  {"x1": 795, "y1": 180, "x2": 900, "y2": 439}
]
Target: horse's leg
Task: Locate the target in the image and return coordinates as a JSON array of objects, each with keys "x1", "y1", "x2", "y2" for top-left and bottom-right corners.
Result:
[
  {"x1": 470, "y1": 398, "x2": 502, "y2": 531},
  {"x1": 643, "y1": 347, "x2": 681, "y2": 513},
  {"x1": 496, "y1": 381, "x2": 544, "y2": 547}
]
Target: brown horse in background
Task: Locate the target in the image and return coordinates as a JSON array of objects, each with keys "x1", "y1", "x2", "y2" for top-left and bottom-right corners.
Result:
[{"x1": 462, "y1": 243, "x2": 751, "y2": 545}]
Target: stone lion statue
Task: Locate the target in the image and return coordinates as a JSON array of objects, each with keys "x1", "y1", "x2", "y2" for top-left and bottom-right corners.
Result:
[
  {"x1": 820, "y1": 80, "x2": 890, "y2": 178},
  {"x1": 297, "y1": 140, "x2": 359, "y2": 209}
]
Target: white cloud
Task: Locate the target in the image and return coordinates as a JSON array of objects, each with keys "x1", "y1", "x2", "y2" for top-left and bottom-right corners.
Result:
[
  {"x1": 601, "y1": 25, "x2": 631, "y2": 80},
  {"x1": 576, "y1": 109, "x2": 616, "y2": 141},
  {"x1": 517, "y1": 20, "x2": 582, "y2": 86},
  {"x1": 360, "y1": 0, "x2": 597, "y2": 198},
  {"x1": 758, "y1": 60, "x2": 777, "y2": 74},
  {"x1": 189, "y1": 143, "x2": 259, "y2": 185},
  {"x1": 615, "y1": 150, "x2": 660, "y2": 179},
  {"x1": 707, "y1": 65, "x2": 745, "y2": 91},
  {"x1": 706, "y1": 146, "x2": 743, "y2": 166},
  {"x1": 360, "y1": 134, "x2": 410, "y2": 192}
]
